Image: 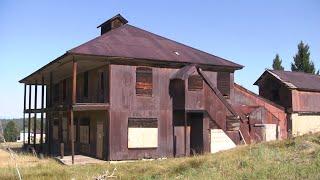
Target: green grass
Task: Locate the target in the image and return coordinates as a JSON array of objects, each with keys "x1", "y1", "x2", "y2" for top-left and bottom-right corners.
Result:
[{"x1": 1, "y1": 133, "x2": 320, "y2": 179}]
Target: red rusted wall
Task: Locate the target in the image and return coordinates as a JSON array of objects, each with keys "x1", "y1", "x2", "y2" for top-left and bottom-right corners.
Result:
[
  {"x1": 109, "y1": 64, "x2": 175, "y2": 160},
  {"x1": 233, "y1": 84, "x2": 287, "y2": 139},
  {"x1": 292, "y1": 90, "x2": 320, "y2": 112},
  {"x1": 257, "y1": 76, "x2": 292, "y2": 109}
]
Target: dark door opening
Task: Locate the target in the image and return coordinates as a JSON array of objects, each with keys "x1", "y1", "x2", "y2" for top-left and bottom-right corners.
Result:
[{"x1": 188, "y1": 113, "x2": 204, "y2": 155}]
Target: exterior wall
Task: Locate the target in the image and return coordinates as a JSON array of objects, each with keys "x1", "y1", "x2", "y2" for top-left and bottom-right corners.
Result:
[
  {"x1": 108, "y1": 64, "x2": 229, "y2": 160},
  {"x1": 291, "y1": 113, "x2": 320, "y2": 136},
  {"x1": 184, "y1": 71, "x2": 231, "y2": 111},
  {"x1": 109, "y1": 64, "x2": 176, "y2": 160},
  {"x1": 292, "y1": 90, "x2": 320, "y2": 112}
]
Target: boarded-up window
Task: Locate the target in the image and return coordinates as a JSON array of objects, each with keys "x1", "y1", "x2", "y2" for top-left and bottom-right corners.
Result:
[
  {"x1": 136, "y1": 67, "x2": 152, "y2": 96},
  {"x1": 128, "y1": 118, "x2": 158, "y2": 148},
  {"x1": 217, "y1": 72, "x2": 230, "y2": 97},
  {"x1": 79, "y1": 118, "x2": 90, "y2": 144},
  {"x1": 188, "y1": 75, "x2": 203, "y2": 91}
]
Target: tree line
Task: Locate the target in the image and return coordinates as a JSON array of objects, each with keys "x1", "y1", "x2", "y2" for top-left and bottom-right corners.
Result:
[
  {"x1": 0, "y1": 118, "x2": 44, "y2": 142},
  {"x1": 272, "y1": 41, "x2": 318, "y2": 74}
]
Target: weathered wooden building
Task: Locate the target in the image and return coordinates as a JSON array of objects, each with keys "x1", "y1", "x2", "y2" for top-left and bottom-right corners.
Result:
[
  {"x1": 20, "y1": 14, "x2": 287, "y2": 162},
  {"x1": 233, "y1": 83, "x2": 287, "y2": 143},
  {"x1": 255, "y1": 69, "x2": 320, "y2": 136}
]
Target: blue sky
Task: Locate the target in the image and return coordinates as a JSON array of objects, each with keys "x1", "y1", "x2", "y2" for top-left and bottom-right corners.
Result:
[{"x1": 0, "y1": 1, "x2": 319, "y2": 118}]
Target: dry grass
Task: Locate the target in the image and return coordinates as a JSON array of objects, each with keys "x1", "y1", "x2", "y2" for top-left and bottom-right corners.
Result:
[{"x1": 1, "y1": 133, "x2": 320, "y2": 179}]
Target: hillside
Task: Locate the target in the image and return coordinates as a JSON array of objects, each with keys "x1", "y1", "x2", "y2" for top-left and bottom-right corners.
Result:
[{"x1": 1, "y1": 133, "x2": 320, "y2": 179}]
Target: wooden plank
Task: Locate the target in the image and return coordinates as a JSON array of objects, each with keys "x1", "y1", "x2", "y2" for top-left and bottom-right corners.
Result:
[{"x1": 72, "y1": 103, "x2": 110, "y2": 111}]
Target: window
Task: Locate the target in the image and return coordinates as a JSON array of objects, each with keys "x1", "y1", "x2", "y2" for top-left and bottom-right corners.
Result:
[
  {"x1": 128, "y1": 118, "x2": 158, "y2": 148},
  {"x1": 79, "y1": 118, "x2": 90, "y2": 144},
  {"x1": 136, "y1": 67, "x2": 152, "y2": 96},
  {"x1": 188, "y1": 75, "x2": 203, "y2": 91},
  {"x1": 217, "y1": 72, "x2": 230, "y2": 97},
  {"x1": 83, "y1": 71, "x2": 89, "y2": 98}
]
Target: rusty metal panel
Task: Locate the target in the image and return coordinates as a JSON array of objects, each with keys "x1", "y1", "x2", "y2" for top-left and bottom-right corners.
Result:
[
  {"x1": 108, "y1": 64, "x2": 177, "y2": 160},
  {"x1": 233, "y1": 84, "x2": 288, "y2": 140},
  {"x1": 68, "y1": 24, "x2": 243, "y2": 69},
  {"x1": 292, "y1": 90, "x2": 320, "y2": 112}
]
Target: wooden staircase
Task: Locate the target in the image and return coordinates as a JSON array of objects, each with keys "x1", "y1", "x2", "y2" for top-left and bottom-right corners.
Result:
[{"x1": 197, "y1": 68, "x2": 244, "y2": 145}]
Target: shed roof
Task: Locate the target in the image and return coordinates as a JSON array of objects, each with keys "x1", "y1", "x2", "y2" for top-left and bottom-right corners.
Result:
[{"x1": 254, "y1": 69, "x2": 320, "y2": 92}]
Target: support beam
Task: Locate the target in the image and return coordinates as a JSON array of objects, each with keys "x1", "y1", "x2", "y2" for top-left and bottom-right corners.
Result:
[
  {"x1": 33, "y1": 81, "x2": 38, "y2": 147},
  {"x1": 23, "y1": 84, "x2": 26, "y2": 145},
  {"x1": 28, "y1": 85, "x2": 32, "y2": 145},
  {"x1": 40, "y1": 76, "x2": 44, "y2": 152},
  {"x1": 48, "y1": 72, "x2": 53, "y2": 154},
  {"x1": 71, "y1": 58, "x2": 77, "y2": 164},
  {"x1": 184, "y1": 112, "x2": 187, "y2": 156}
]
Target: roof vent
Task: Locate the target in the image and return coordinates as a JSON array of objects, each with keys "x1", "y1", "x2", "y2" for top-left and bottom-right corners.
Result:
[{"x1": 97, "y1": 14, "x2": 128, "y2": 35}]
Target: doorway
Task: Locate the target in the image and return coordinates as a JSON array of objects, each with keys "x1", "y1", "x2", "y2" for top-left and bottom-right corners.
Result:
[
  {"x1": 188, "y1": 113, "x2": 204, "y2": 155},
  {"x1": 173, "y1": 112, "x2": 204, "y2": 157}
]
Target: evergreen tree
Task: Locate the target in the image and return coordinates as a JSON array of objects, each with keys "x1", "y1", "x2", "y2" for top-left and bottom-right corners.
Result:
[
  {"x1": 291, "y1": 41, "x2": 317, "y2": 74},
  {"x1": 4, "y1": 121, "x2": 19, "y2": 142},
  {"x1": 272, "y1": 54, "x2": 284, "y2": 70}
]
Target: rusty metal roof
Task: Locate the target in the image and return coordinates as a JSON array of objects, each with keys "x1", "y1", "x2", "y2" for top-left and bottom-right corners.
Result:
[
  {"x1": 68, "y1": 24, "x2": 243, "y2": 69},
  {"x1": 255, "y1": 69, "x2": 320, "y2": 92}
]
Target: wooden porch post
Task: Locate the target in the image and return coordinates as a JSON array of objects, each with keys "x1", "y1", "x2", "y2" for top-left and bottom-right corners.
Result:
[
  {"x1": 48, "y1": 72, "x2": 53, "y2": 154},
  {"x1": 71, "y1": 58, "x2": 77, "y2": 164},
  {"x1": 23, "y1": 84, "x2": 26, "y2": 145},
  {"x1": 33, "y1": 81, "x2": 38, "y2": 147},
  {"x1": 28, "y1": 84, "x2": 32, "y2": 145},
  {"x1": 40, "y1": 76, "x2": 45, "y2": 152},
  {"x1": 184, "y1": 112, "x2": 187, "y2": 156}
]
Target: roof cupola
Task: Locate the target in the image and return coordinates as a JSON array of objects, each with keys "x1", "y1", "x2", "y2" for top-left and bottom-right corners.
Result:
[{"x1": 97, "y1": 14, "x2": 128, "y2": 35}]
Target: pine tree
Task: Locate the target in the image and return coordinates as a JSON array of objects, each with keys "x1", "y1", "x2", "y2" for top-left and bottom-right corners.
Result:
[
  {"x1": 291, "y1": 41, "x2": 317, "y2": 74},
  {"x1": 4, "y1": 121, "x2": 19, "y2": 142},
  {"x1": 272, "y1": 54, "x2": 284, "y2": 70}
]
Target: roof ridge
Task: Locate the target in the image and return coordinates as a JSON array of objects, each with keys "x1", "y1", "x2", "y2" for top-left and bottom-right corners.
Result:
[{"x1": 269, "y1": 69, "x2": 320, "y2": 78}]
